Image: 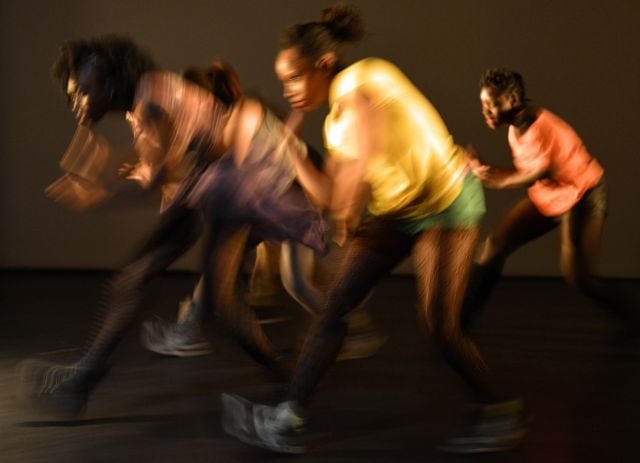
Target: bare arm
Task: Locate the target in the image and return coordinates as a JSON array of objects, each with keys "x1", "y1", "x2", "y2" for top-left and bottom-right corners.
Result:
[
  {"x1": 281, "y1": 110, "x2": 332, "y2": 208},
  {"x1": 330, "y1": 157, "x2": 371, "y2": 245},
  {"x1": 328, "y1": 92, "x2": 380, "y2": 244},
  {"x1": 228, "y1": 98, "x2": 263, "y2": 166},
  {"x1": 126, "y1": 103, "x2": 175, "y2": 189},
  {"x1": 46, "y1": 121, "x2": 157, "y2": 211},
  {"x1": 467, "y1": 145, "x2": 548, "y2": 189}
]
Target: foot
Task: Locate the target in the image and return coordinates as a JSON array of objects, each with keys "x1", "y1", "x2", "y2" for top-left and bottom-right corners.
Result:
[
  {"x1": 18, "y1": 359, "x2": 107, "y2": 420},
  {"x1": 221, "y1": 393, "x2": 307, "y2": 454},
  {"x1": 441, "y1": 399, "x2": 527, "y2": 454},
  {"x1": 141, "y1": 317, "x2": 213, "y2": 358}
]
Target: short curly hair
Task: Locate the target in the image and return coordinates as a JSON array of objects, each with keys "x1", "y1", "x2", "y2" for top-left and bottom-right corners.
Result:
[
  {"x1": 479, "y1": 67, "x2": 526, "y2": 102},
  {"x1": 52, "y1": 35, "x2": 156, "y2": 107}
]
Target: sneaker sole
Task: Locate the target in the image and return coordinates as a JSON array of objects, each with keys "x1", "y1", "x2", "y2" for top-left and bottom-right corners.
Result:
[{"x1": 143, "y1": 342, "x2": 213, "y2": 358}]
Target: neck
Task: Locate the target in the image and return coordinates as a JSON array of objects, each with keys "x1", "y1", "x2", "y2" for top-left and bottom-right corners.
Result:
[{"x1": 510, "y1": 104, "x2": 537, "y2": 134}]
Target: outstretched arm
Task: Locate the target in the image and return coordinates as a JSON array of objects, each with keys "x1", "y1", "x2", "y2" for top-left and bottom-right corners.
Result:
[
  {"x1": 45, "y1": 173, "x2": 111, "y2": 212},
  {"x1": 467, "y1": 145, "x2": 548, "y2": 189}
]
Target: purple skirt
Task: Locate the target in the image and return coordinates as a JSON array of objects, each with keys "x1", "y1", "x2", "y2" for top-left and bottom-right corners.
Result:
[{"x1": 184, "y1": 155, "x2": 326, "y2": 254}]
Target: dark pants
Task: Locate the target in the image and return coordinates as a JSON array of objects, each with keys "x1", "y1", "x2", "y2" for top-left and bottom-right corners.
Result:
[{"x1": 461, "y1": 179, "x2": 635, "y2": 330}]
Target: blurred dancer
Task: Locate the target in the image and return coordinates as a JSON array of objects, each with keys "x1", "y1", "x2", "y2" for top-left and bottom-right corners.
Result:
[
  {"x1": 221, "y1": 4, "x2": 523, "y2": 454},
  {"x1": 19, "y1": 36, "x2": 325, "y2": 419},
  {"x1": 133, "y1": 65, "x2": 315, "y2": 358},
  {"x1": 141, "y1": 101, "x2": 384, "y2": 363},
  {"x1": 461, "y1": 67, "x2": 638, "y2": 336}
]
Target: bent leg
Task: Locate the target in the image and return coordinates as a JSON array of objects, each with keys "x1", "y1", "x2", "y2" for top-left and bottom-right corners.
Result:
[
  {"x1": 462, "y1": 198, "x2": 558, "y2": 330},
  {"x1": 18, "y1": 205, "x2": 202, "y2": 418},
  {"x1": 201, "y1": 222, "x2": 285, "y2": 376},
  {"x1": 286, "y1": 217, "x2": 412, "y2": 407},
  {"x1": 83, "y1": 205, "x2": 202, "y2": 364},
  {"x1": 560, "y1": 184, "x2": 637, "y2": 323},
  {"x1": 415, "y1": 227, "x2": 496, "y2": 402}
]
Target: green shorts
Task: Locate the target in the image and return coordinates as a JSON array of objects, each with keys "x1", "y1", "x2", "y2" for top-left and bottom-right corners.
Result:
[{"x1": 397, "y1": 172, "x2": 486, "y2": 235}]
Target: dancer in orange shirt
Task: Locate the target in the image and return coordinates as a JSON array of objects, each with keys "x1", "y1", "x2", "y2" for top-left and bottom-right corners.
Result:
[{"x1": 462, "y1": 67, "x2": 637, "y2": 340}]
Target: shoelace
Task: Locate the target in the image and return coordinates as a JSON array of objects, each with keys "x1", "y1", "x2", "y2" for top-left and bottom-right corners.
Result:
[{"x1": 39, "y1": 365, "x2": 77, "y2": 396}]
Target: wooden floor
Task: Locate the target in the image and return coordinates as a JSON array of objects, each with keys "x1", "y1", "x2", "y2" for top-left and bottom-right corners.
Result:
[{"x1": 0, "y1": 271, "x2": 638, "y2": 462}]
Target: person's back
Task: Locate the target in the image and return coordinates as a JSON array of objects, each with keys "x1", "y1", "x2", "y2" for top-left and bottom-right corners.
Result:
[{"x1": 325, "y1": 58, "x2": 468, "y2": 219}]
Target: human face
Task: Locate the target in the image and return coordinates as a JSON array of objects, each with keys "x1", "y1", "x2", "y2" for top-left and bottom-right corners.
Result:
[
  {"x1": 480, "y1": 87, "x2": 517, "y2": 129},
  {"x1": 274, "y1": 47, "x2": 331, "y2": 112},
  {"x1": 66, "y1": 58, "x2": 112, "y2": 125}
]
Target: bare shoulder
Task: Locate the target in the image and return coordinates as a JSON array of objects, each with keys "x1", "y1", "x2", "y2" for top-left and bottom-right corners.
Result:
[
  {"x1": 226, "y1": 98, "x2": 265, "y2": 157},
  {"x1": 237, "y1": 98, "x2": 264, "y2": 125}
]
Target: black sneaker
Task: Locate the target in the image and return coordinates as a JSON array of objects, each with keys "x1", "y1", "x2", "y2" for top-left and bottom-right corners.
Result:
[
  {"x1": 141, "y1": 317, "x2": 213, "y2": 357},
  {"x1": 441, "y1": 399, "x2": 527, "y2": 454},
  {"x1": 18, "y1": 359, "x2": 107, "y2": 420},
  {"x1": 221, "y1": 393, "x2": 307, "y2": 454}
]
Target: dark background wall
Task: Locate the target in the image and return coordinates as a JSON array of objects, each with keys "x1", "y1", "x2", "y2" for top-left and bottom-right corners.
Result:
[{"x1": 1, "y1": 0, "x2": 638, "y2": 277}]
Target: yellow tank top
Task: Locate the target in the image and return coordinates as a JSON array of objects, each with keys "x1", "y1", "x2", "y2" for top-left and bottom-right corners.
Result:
[{"x1": 324, "y1": 58, "x2": 468, "y2": 219}]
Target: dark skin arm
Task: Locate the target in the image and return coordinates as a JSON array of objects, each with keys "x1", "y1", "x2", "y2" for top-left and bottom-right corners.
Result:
[
  {"x1": 327, "y1": 91, "x2": 379, "y2": 245},
  {"x1": 280, "y1": 93, "x2": 377, "y2": 246},
  {"x1": 468, "y1": 146, "x2": 547, "y2": 189},
  {"x1": 46, "y1": 102, "x2": 173, "y2": 211},
  {"x1": 281, "y1": 109, "x2": 332, "y2": 209},
  {"x1": 469, "y1": 106, "x2": 548, "y2": 189}
]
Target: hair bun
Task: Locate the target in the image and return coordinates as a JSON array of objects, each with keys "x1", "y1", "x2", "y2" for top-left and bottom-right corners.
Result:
[{"x1": 321, "y1": 3, "x2": 365, "y2": 43}]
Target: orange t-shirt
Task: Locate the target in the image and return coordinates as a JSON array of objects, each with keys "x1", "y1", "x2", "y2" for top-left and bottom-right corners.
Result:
[{"x1": 508, "y1": 109, "x2": 604, "y2": 216}]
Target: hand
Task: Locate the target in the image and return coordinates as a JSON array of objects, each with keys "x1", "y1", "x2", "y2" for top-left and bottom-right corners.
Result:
[
  {"x1": 45, "y1": 173, "x2": 109, "y2": 212},
  {"x1": 465, "y1": 144, "x2": 480, "y2": 163},
  {"x1": 472, "y1": 165, "x2": 510, "y2": 189},
  {"x1": 124, "y1": 162, "x2": 154, "y2": 187},
  {"x1": 470, "y1": 162, "x2": 492, "y2": 180},
  {"x1": 465, "y1": 145, "x2": 494, "y2": 181},
  {"x1": 118, "y1": 163, "x2": 135, "y2": 177}
]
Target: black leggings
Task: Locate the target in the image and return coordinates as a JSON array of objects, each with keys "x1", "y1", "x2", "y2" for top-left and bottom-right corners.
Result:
[
  {"x1": 79, "y1": 204, "x2": 281, "y2": 376},
  {"x1": 82, "y1": 205, "x2": 201, "y2": 364},
  {"x1": 200, "y1": 217, "x2": 286, "y2": 378},
  {"x1": 285, "y1": 216, "x2": 495, "y2": 408},
  {"x1": 461, "y1": 180, "x2": 633, "y2": 329}
]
